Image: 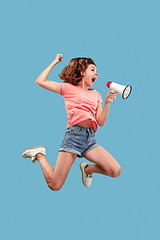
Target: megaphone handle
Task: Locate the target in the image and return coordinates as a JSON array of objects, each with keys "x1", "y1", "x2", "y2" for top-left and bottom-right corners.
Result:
[{"x1": 108, "y1": 90, "x2": 116, "y2": 102}]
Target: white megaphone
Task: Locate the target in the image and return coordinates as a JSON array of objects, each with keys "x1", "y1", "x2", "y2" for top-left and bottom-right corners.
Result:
[{"x1": 107, "y1": 81, "x2": 132, "y2": 100}]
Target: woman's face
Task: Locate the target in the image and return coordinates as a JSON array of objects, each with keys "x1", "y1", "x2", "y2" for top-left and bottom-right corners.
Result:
[{"x1": 81, "y1": 64, "x2": 98, "y2": 87}]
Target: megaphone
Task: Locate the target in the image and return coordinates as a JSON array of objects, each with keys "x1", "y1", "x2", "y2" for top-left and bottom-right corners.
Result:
[{"x1": 107, "y1": 81, "x2": 132, "y2": 100}]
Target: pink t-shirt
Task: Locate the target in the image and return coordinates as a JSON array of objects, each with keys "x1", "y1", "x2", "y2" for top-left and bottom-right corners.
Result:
[{"x1": 60, "y1": 82, "x2": 103, "y2": 132}]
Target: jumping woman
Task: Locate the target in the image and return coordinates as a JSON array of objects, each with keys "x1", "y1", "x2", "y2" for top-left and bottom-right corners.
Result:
[{"x1": 22, "y1": 54, "x2": 121, "y2": 191}]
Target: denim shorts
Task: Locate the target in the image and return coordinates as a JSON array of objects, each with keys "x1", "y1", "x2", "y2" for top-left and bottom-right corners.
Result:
[{"x1": 59, "y1": 125, "x2": 99, "y2": 158}]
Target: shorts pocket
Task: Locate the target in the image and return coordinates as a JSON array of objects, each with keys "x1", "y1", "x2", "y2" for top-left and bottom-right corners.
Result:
[{"x1": 66, "y1": 127, "x2": 83, "y2": 136}]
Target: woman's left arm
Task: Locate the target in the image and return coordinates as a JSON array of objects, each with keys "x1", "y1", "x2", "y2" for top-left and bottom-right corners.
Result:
[
  {"x1": 96, "y1": 91, "x2": 117, "y2": 126},
  {"x1": 96, "y1": 102, "x2": 110, "y2": 126}
]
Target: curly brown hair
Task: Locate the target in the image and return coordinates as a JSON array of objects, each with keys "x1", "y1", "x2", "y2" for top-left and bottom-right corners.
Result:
[{"x1": 58, "y1": 57, "x2": 96, "y2": 85}]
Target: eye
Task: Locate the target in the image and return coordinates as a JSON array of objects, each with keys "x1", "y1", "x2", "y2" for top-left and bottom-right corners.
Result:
[{"x1": 91, "y1": 68, "x2": 98, "y2": 73}]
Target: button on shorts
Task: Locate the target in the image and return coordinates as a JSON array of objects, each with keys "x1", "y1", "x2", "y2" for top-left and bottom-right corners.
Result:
[{"x1": 59, "y1": 125, "x2": 99, "y2": 158}]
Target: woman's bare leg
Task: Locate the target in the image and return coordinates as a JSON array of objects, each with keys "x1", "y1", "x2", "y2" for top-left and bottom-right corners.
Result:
[
  {"x1": 35, "y1": 151, "x2": 77, "y2": 191},
  {"x1": 84, "y1": 146, "x2": 121, "y2": 178}
]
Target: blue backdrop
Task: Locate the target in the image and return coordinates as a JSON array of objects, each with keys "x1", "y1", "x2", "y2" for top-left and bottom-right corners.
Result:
[{"x1": 1, "y1": 0, "x2": 160, "y2": 239}]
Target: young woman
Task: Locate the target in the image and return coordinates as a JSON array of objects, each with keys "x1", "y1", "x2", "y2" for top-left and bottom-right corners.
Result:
[{"x1": 22, "y1": 54, "x2": 121, "y2": 191}]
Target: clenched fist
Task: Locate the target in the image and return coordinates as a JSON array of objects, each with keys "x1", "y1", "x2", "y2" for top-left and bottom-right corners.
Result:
[
  {"x1": 54, "y1": 54, "x2": 63, "y2": 64},
  {"x1": 105, "y1": 90, "x2": 117, "y2": 104}
]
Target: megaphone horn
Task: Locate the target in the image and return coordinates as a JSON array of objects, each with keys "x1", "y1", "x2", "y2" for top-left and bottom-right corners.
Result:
[{"x1": 107, "y1": 81, "x2": 132, "y2": 99}]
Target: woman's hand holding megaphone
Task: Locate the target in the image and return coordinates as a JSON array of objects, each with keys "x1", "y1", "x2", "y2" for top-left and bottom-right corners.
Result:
[{"x1": 105, "y1": 90, "x2": 117, "y2": 104}]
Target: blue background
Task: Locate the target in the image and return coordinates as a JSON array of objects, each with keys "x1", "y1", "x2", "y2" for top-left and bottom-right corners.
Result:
[{"x1": 0, "y1": 0, "x2": 160, "y2": 239}]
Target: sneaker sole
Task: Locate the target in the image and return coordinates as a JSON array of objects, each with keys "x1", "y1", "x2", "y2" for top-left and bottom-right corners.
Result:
[
  {"x1": 22, "y1": 145, "x2": 46, "y2": 157},
  {"x1": 79, "y1": 162, "x2": 88, "y2": 187},
  {"x1": 79, "y1": 162, "x2": 85, "y2": 174},
  {"x1": 80, "y1": 162, "x2": 93, "y2": 188}
]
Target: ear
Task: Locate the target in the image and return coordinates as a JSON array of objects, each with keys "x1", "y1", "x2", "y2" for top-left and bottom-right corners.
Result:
[{"x1": 80, "y1": 71, "x2": 85, "y2": 77}]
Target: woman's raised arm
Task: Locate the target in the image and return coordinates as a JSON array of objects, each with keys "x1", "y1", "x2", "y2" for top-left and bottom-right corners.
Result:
[{"x1": 35, "y1": 54, "x2": 63, "y2": 94}]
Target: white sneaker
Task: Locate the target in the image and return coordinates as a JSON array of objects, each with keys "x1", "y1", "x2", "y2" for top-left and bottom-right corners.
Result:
[
  {"x1": 22, "y1": 145, "x2": 46, "y2": 163},
  {"x1": 80, "y1": 161, "x2": 94, "y2": 188}
]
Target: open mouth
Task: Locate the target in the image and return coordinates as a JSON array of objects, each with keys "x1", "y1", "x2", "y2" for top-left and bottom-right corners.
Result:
[{"x1": 92, "y1": 77, "x2": 96, "y2": 83}]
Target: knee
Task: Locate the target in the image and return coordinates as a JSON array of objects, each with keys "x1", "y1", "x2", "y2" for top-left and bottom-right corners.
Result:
[
  {"x1": 112, "y1": 166, "x2": 121, "y2": 178},
  {"x1": 47, "y1": 180, "x2": 63, "y2": 191}
]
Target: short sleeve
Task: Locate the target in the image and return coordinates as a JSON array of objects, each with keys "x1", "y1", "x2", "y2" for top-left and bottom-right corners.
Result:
[
  {"x1": 60, "y1": 82, "x2": 73, "y2": 96},
  {"x1": 60, "y1": 82, "x2": 70, "y2": 96},
  {"x1": 97, "y1": 92, "x2": 103, "y2": 104},
  {"x1": 60, "y1": 82, "x2": 65, "y2": 96}
]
